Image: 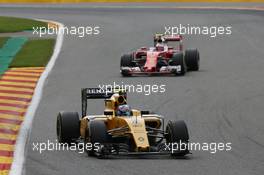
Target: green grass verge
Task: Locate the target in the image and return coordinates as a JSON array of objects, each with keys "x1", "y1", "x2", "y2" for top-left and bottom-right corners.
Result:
[
  {"x1": 10, "y1": 39, "x2": 55, "y2": 67},
  {"x1": 0, "y1": 16, "x2": 47, "y2": 33},
  {"x1": 0, "y1": 37, "x2": 9, "y2": 48}
]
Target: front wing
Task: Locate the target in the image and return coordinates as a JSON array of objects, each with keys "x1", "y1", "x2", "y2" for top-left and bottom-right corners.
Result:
[
  {"x1": 94, "y1": 143, "x2": 189, "y2": 158},
  {"x1": 120, "y1": 66, "x2": 182, "y2": 76}
]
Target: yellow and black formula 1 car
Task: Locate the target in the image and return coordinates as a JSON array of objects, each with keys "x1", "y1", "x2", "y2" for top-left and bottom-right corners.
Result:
[{"x1": 56, "y1": 88, "x2": 190, "y2": 158}]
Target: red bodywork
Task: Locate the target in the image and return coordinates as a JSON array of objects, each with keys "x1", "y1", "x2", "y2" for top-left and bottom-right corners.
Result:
[
  {"x1": 128, "y1": 35, "x2": 183, "y2": 74},
  {"x1": 144, "y1": 51, "x2": 160, "y2": 72}
]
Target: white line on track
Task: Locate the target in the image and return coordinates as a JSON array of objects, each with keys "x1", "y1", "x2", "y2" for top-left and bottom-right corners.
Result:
[{"x1": 9, "y1": 19, "x2": 64, "y2": 175}]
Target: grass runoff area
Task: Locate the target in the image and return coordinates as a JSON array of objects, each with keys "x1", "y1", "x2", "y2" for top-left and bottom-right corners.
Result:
[
  {"x1": 0, "y1": 16, "x2": 47, "y2": 33},
  {"x1": 0, "y1": 37, "x2": 9, "y2": 48},
  {"x1": 0, "y1": 16, "x2": 55, "y2": 68},
  {"x1": 10, "y1": 39, "x2": 55, "y2": 67}
]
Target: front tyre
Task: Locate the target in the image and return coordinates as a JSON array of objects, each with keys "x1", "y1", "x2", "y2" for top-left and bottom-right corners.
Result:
[
  {"x1": 169, "y1": 53, "x2": 186, "y2": 76},
  {"x1": 120, "y1": 54, "x2": 134, "y2": 77},
  {"x1": 86, "y1": 120, "x2": 111, "y2": 157},
  {"x1": 165, "y1": 120, "x2": 189, "y2": 157}
]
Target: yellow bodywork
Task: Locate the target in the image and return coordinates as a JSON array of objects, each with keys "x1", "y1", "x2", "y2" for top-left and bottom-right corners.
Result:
[{"x1": 80, "y1": 93, "x2": 161, "y2": 152}]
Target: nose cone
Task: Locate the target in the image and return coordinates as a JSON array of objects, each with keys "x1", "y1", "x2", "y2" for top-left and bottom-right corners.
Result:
[
  {"x1": 125, "y1": 117, "x2": 150, "y2": 150},
  {"x1": 144, "y1": 51, "x2": 159, "y2": 72}
]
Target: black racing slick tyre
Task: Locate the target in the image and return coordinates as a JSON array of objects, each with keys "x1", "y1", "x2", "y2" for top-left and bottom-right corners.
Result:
[
  {"x1": 185, "y1": 49, "x2": 200, "y2": 71},
  {"x1": 120, "y1": 54, "x2": 134, "y2": 77},
  {"x1": 120, "y1": 54, "x2": 134, "y2": 67},
  {"x1": 86, "y1": 120, "x2": 110, "y2": 157},
  {"x1": 165, "y1": 120, "x2": 189, "y2": 157},
  {"x1": 56, "y1": 112, "x2": 80, "y2": 143},
  {"x1": 169, "y1": 53, "x2": 186, "y2": 76}
]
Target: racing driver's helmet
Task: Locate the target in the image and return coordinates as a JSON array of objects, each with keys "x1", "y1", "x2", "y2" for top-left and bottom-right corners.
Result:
[
  {"x1": 117, "y1": 104, "x2": 131, "y2": 116},
  {"x1": 157, "y1": 36, "x2": 163, "y2": 43}
]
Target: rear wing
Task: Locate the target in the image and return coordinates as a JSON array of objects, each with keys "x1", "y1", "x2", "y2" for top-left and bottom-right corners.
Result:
[
  {"x1": 81, "y1": 88, "x2": 127, "y2": 117},
  {"x1": 154, "y1": 34, "x2": 182, "y2": 42},
  {"x1": 154, "y1": 34, "x2": 183, "y2": 50}
]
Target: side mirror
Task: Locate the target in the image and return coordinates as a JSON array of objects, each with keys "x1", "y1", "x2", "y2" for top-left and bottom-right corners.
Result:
[
  {"x1": 104, "y1": 111, "x2": 113, "y2": 115},
  {"x1": 141, "y1": 111, "x2": 150, "y2": 115}
]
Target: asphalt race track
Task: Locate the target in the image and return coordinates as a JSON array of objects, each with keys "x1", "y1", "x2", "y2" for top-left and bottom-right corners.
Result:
[{"x1": 1, "y1": 4, "x2": 264, "y2": 175}]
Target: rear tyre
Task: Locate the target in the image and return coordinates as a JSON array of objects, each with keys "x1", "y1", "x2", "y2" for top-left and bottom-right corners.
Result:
[
  {"x1": 56, "y1": 112, "x2": 80, "y2": 143},
  {"x1": 120, "y1": 54, "x2": 134, "y2": 76},
  {"x1": 185, "y1": 49, "x2": 200, "y2": 71},
  {"x1": 86, "y1": 120, "x2": 110, "y2": 157},
  {"x1": 169, "y1": 53, "x2": 186, "y2": 76},
  {"x1": 165, "y1": 120, "x2": 189, "y2": 157}
]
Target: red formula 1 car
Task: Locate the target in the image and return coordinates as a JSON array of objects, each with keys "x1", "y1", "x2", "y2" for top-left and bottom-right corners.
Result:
[{"x1": 120, "y1": 34, "x2": 200, "y2": 76}]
